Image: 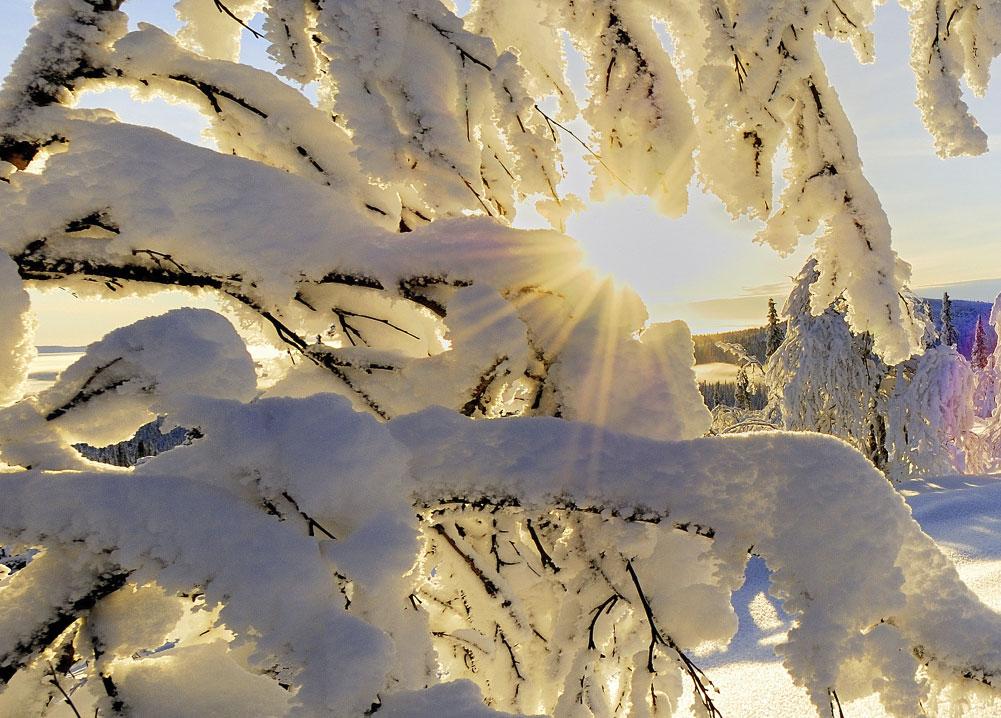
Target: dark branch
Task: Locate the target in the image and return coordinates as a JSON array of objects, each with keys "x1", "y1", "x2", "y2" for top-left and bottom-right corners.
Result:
[
  {"x1": 829, "y1": 688, "x2": 846, "y2": 718},
  {"x1": 66, "y1": 210, "x2": 120, "y2": 236},
  {"x1": 332, "y1": 308, "x2": 420, "y2": 347},
  {"x1": 46, "y1": 357, "x2": 126, "y2": 421},
  {"x1": 167, "y1": 74, "x2": 267, "y2": 118},
  {"x1": 432, "y1": 523, "x2": 502, "y2": 599},
  {"x1": 212, "y1": 0, "x2": 264, "y2": 39},
  {"x1": 428, "y1": 22, "x2": 493, "y2": 71},
  {"x1": 625, "y1": 559, "x2": 722, "y2": 717},
  {"x1": 587, "y1": 594, "x2": 620, "y2": 650},
  {"x1": 281, "y1": 490, "x2": 337, "y2": 540},
  {"x1": 47, "y1": 663, "x2": 83, "y2": 718},
  {"x1": 0, "y1": 569, "x2": 130, "y2": 685},
  {"x1": 460, "y1": 355, "x2": 510, "y2": 417},
  {"x1": 525, "y1": 518, "x2": 560, "y2": 573}
]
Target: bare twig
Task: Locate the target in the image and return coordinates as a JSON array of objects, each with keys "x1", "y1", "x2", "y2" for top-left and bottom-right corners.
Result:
[
  {"x1": 213, "y1": 0, "x2": 264, "y2": 39},
  {"x1": 532, "y1": 104, "x2": 634, "y2": 193},
  {"x1": 495, "y1": 623, "x2": 525, "y2": 685},
  {"x1": 490, "y1": 520, "x2": 518, "y2": 573},
  {"x1": 332, "y1": 308, "x2": 420, "y2": 347},
  {"x1": 525, "y1": 518, "x2": 560, "y2": 573},
  {"x1": 587, "y1": 594, "x2": 620, "y2": 650},
  {"x1": 281, "y1": 491, "x2": 337, "y2": 540},
  {"x1": 432, "y1": 523, "x2": 501, "y2": 599},
  {"x1": 625, "y1": 559, "x2": 723, "y2": 717},
  {"x1": 829, "y1": 688, "x2": 846, "y2": 718},
  {"x1": 47, "y1": 663, "x2": 83, "y2": 718}
]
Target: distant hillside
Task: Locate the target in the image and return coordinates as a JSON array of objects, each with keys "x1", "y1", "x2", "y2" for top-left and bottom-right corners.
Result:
[
  {"x1": 918, "y1": 278, "x2": 1001, "y2": 303},
  {"x1": 693, "y1": 297, "x2": 995, "y2": 365}
]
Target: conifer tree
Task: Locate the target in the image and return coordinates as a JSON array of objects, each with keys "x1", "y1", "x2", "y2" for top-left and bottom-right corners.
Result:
[
  {"x1": 941, "y1": 292, "x2": 958, "y2": 347},
  {"x1": 767, "y1": 260, "x2": 974, "y2": 481},
  {"x1": 973, "y1": 315, "x2": 991, "y2": 369},
  {"x1": 766, "y1": 297, "x2": 784, "y2": 357},
  {"x1": 735, "y1": 367, "x2": 751, "y2": 410}
]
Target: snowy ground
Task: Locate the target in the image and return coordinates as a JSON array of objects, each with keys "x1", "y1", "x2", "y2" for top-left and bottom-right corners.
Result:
[
  {"x1": 697, "y1": 473, "x2": 1001, "y2": 718},
  {"x1": 25, "y1": 347, "x2": 83, "y2": 394},
  {"x1": 693, "y1": 362, "x2": 766, "y2": 386},
  {"x1": 693, "y1": 362, "x2": 741, "y2": 384}
]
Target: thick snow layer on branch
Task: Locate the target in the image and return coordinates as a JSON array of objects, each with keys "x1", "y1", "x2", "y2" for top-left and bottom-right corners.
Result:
[
  {"x1": 112, "y1": 26, "x2": 398, "y2": 226},
  {"x1": 263, "y1": 0, "x2": 321, "y2": 84},
  {"x1": 0, "y1": 112, "x2": 385, "y2": 298},
  {"x1": 0, "y1": 0, "x2": 127, "y2": 129},
  {"x1": 552, "y1": 312, "x2": 711, "y2": 440},
  {"x1": 144, "y1": 393, "x2": 413, "y2": 536},
  {"x1": 0, "y1": 252, "x2": 34, "y2": 406},
  {"x1": 0, "y1": 308, "x2": 255, "y2": 469},
  {"x1": 901, "y1": 0, "x2": 1001, "y2": 157},
  {"x1": 38, "y1": 308, "x2": 255, "y2": 445},
  {"x1": 391, "y1": 409, "x2": 1001, "y2": 715},
  {"x1": 0, "y1": 112, "x2": 709, "y2": 435},
  {"x1": 0, "y1": 473, "x2": 392, "y2": 717},
  {"x1": 1, "y1": 387, "x2": 1000, "y2": 715}
]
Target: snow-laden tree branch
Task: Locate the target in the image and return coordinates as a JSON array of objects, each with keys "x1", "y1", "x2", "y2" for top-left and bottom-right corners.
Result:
[
  {"x1": 3, "y1": 1, "x2": 999, "y2": 359},
  {"x1": 2, "y1": 1, "x2": 1001, "y2": 716},
  {"x1": 3, "y1": 372, "x2": 1001, "y2": 715}
]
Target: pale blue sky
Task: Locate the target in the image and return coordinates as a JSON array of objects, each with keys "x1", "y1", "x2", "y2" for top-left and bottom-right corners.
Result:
[{"x1": 3, "y1": 1, "x2": 999, "y2": 341}]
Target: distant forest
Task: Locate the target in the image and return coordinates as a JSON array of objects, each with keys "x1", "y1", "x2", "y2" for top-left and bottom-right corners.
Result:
[
  {"x1": 694, "y1": 297, "x2": 994, "y2": 366},
  {"x1": 692, "y1": 297, "x2": 994, "y2": 410},
  {"x1": 925, "y1": 298, "x2": 996, "y2": 358},
  {"x1": 699, "y1": 381, "x2": 768, "y2": 411}
]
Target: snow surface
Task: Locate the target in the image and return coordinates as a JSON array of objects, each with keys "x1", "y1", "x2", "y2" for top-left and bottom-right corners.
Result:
[{"x1": 699, "y1": 474, "x2": 1001, "y2": 718}]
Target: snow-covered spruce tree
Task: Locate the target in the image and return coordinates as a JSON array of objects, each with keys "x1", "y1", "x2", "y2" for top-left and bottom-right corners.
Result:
[
  {"x1": 978, "y1": 295, "x2": 1001, "y2": 468},
  {"x1": 765, "y1": 259, "x2": 890, "y2": 470},
  {"x1": 765, "y1": 297, "x2": 783, "y2": 358},
  {"x1": 973, "y1": 315, "x2": 992, "y2": 370},
  {"x1": 2, "y1": 2, "x2": 1001, "y2": 717},
  {"x1": 733, "y1": 367, "x2": 750, "y2": 411},
  {"x1": 974, "y1": 353, "x2": 999, "y2": 421},
  {"x1": 882, "y1": 342, "x2": 977, "y2": 480},
  {"x1": 969, "y1": 313, "x2": 997, "y2": 426},
  {"x1": 940, "y1": 292, "x2": 957, "y2": 348},
  {"x1": 765, "y1": 260, "x2": 975, "y2": 481}
]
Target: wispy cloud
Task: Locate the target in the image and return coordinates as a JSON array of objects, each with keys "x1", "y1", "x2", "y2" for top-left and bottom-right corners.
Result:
[{"x1": 740, "y1": 281, "x2": 793, "y2": 297}]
